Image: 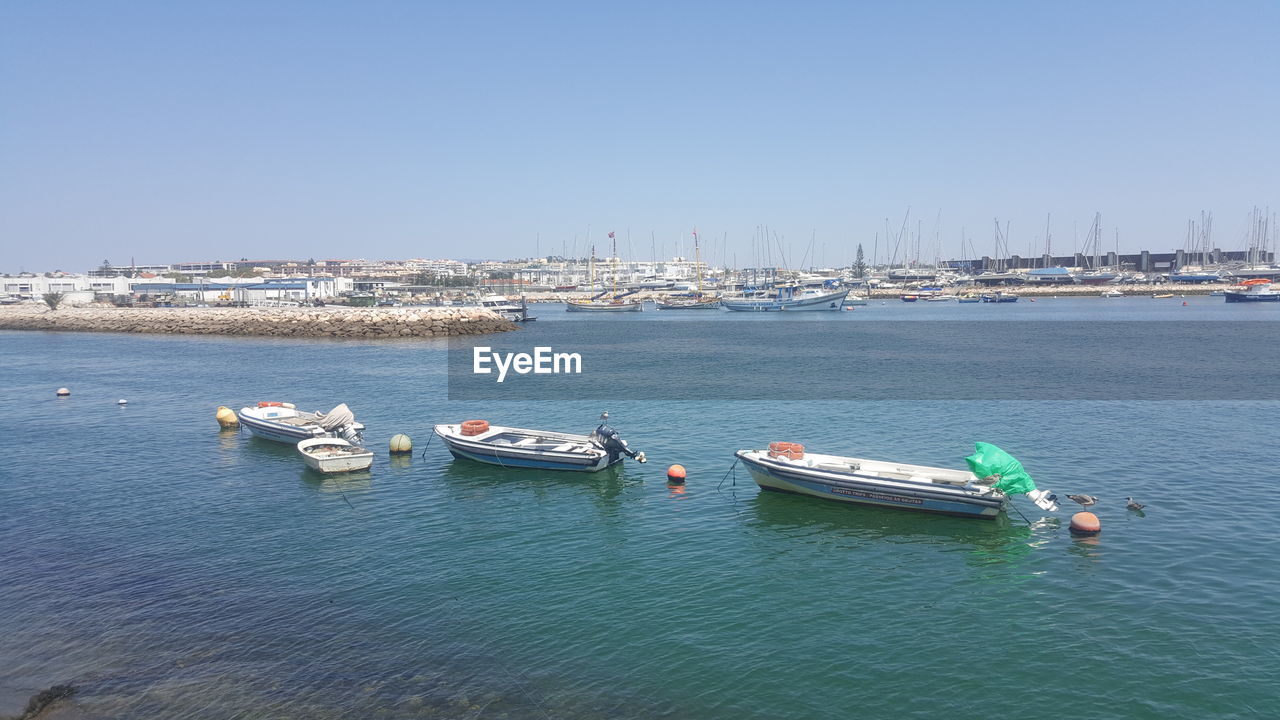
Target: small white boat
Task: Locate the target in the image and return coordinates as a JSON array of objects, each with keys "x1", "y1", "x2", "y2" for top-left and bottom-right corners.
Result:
[
  {"x1": 236, "y1": 402, "x2": 365, "y2": 444},
  {"x1": 473, "y1": 294, "x2": 535, "y2": 322},
  {"x1": 736, "y1": 444, "x2": 1058, "y2": 519},
  {"x1": 297, "y1": 437, "x2": 374, "y2": 474},
  {"x1": 434, "y1": 414, "x2": 645, "y2": 472}
]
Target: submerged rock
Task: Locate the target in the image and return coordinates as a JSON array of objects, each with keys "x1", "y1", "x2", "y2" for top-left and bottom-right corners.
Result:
[{"x1": 16, "y1": 685, "x2": 76, "y2": 720}]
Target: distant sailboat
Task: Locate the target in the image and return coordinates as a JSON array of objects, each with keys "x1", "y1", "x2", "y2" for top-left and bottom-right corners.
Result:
[
  {"x1": 656, "y1": 229, "x2": 720, "y2": 310},
  {"x1": 566, "y1": 233, "x2": 644, "y2": 312}
]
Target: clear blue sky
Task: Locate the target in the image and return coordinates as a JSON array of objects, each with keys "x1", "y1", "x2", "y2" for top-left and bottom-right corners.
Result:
[{"x1": 3, "y1": 0, "x2": 1277, "y2": 272}]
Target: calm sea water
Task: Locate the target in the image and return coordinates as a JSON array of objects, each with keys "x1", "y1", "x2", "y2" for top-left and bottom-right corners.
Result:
[{"x1": 3, "y1": 297, "x2": 1278, "y2": 719}]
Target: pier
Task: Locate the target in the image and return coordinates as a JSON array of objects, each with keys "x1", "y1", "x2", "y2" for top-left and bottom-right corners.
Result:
[{"x1": 0, "y1": 305, "x2": 517, "y2": 339}]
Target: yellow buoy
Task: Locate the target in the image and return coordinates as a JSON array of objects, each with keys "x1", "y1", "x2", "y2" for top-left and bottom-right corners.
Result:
[
  {"x1": 216, "y1": 406, "x2": 239, "y2": 428},
  {"x1": 390, "y1": 433, "x2": 413, "y2": 454}
]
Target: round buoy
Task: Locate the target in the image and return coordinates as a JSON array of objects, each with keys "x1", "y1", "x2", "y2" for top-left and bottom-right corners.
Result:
[
  {"x1": 1069, "y1": 511, "x2": 1102, "y2": 535},
  {"x1": 667, "y1": 464, "x2": 686, "y2": 485},
  {"x1": 56, "y1": 387, "x2": 70, "y2": 397},
  {"x1": 1182, "y1": 301, "x2": 1188, "y2": 306},
  {"x1": 215, "y1": 406, "x2": 239, "y2": 428},
  {"x1": 390, "y1": 433, "x2": 413, "y2": 454},
  {"x1": 117, "y1": 399, "x2": 128, "y2": 405}
]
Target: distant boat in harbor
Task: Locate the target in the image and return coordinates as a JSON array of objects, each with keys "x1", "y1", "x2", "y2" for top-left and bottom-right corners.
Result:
[
  {"x1": 721, "y1": 284, "x2": 849, "y2": 312},
  {"x1": 656, "y1": 230, "x2": 720, "y2": 310},
  {"x1": 567, "y1": 235, "x2": 644, "y2": 312},
  {"x1": 1224, "y1": 279, "x2": 1280, "y2": 303}
]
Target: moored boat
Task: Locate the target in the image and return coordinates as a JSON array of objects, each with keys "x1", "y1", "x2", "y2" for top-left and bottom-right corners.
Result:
[
  {"x1": 656, "y1": 230, "x2": 719, "y2": 309},
  {"x1": 567, "y1": 234, "x2": 644, "y2": 312},
  {"x1": 655, "y1": 296, "x2": 721, "y2": 310},
  {"x1": 434, "y1": 414, "x2": 646, "y2": 472},
  {"x1": 296, "y1": 437, "x2": 374, "y2": 474},
  {"x1": 721, "y1": 284, "x2": 849, "y2": 312},
  {"x1": 735, "y1": 442, "x2": 1058, "y2": 519},
  {"x1": 566, "y1": 298, "x2": 644, "y2": 312},
  {"x1": 236, "y1": 402, "x2": 365, "y2": 444},
  {"x1": 1224, "y1": 279, "x2": 1280, "y2": 303},
  {"x1": 980, "y1": 292, "x2": 1018, "y2": 303}
]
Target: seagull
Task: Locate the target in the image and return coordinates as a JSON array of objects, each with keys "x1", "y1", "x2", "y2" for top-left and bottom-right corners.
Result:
[
  {"x1": 1126, "y1": 497, "x2": 1145, "y2": 511},
  {"x1": 1065, "y1": 494, "x2": 1099, "y2": 510}
]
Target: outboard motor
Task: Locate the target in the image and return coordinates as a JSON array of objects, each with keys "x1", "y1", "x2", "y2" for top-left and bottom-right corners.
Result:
[
  {"x1": 589, "y1": 412, "x2": 646, "y2": 464},
  {"x1": 340, "y1": 424, "x2": 363, "y2": 445}
]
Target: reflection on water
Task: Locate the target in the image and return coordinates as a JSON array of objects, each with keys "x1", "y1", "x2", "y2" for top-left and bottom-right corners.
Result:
[
  {"x1": 744, "y1": 491, "x2": 1059, "y2": 571},
  {"x1": 436, "y1": 457, "x2": 643, "y2": 511},
  {"x1": 299, "y1": 469, "x2": 373, "y2": 494}
]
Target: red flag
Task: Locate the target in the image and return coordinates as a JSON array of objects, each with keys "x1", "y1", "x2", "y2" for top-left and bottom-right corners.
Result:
[
  {"x1": 608, "y1": 231, "x2": 615, "y2": 239},
  {"x1": 692, "y1": 228, "x2": 698, "y2": 239}
]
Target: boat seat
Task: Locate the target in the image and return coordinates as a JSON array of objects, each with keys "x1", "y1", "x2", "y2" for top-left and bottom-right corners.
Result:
[
  {"x1": 513, "y1": 438, "x2": 539, "y2": 447},
  {"x1": 551, "y1": 443, "x2": 575, "y2": 452}
]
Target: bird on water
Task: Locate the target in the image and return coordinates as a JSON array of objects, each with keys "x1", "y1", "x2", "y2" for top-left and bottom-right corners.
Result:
[
  {"x1": 1126, "y1": 497, "x2": 1145, "y2": 511},
  {"x1": 1065, "y1": 494, "x2": 1099, "y2": 510}
]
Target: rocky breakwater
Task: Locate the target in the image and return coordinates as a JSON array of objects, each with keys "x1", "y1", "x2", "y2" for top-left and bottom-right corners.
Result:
[{"x1": 0, "y1": 305, "x2": 518, "y2": 338}]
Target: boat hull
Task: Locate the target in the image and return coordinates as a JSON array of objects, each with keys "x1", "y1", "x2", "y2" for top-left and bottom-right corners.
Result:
[
  {"x1": 565, "y1": 301, "x2": 643, "y2": 312},
  {"x1": 721, "y1": 289, "x2": 849, "y2": 312},
  {"x1": 736, "y1": 450, "x2": 1006, "y2": 518},
  {"x1": 655, "y1": 299, "x2": 721, "y2": 310},
  {"x1": 1225, "y1": 292, "x2": 1280, "y2": 303}
]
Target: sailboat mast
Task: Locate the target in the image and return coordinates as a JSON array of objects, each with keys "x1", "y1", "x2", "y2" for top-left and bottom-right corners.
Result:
[
  {"x1": 694, "y1": 229, "x2": 703, "y2": 294},
  {"x1": 611, "y1": 235, "x2": 618, "y2": 298}
]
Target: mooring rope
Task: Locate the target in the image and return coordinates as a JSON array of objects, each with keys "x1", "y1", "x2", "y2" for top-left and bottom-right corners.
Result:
[{"x1": 716, "y1": 457, "x2": 739, "y2": 491}]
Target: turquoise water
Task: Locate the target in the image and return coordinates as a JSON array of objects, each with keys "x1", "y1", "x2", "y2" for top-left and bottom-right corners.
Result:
[{"x1": 3, "y1": 298, "x2": 1278, "y2": 719}]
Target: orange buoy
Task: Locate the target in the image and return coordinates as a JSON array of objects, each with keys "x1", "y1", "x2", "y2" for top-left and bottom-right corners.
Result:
[
  {"x1": 1182, "y1": 301, "x2": 1188, "y2": 306},
  {"x1": 460, "y1": 419, "x2": 490, "y2": 436},
  {"x1": 258, "y1": 401, "x2": 284, "y2": 407},
  {"x1": 1069, "y1": 511, "x2": 1102, "y2": 535},
  {"x1": 667, "y1": 464, "x2": 686, "y2": 484}
]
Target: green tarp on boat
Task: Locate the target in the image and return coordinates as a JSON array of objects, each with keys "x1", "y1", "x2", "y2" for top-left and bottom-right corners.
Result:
[{"x1": 964, "y1": 442, "x2": 1037, "y2": 495}]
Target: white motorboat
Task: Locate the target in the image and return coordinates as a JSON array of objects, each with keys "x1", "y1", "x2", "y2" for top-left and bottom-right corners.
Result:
[
  {"x1": 1224, "y1": 279, "x2": 1280, "y2": 303},
  {"x1": 434, "y1": 414, "x2": 645, "y2": 472},
  {"x1": 236, "y1": 402, "x2": 365, "y2": 444},
  {"x1": 721, "y1": 284, "x2": 849, "y2": 312},
  {"x1": 297, "y1": 437, "x2": 374, "y2": 474},
  {"x1": 735, "y1": 443, "x2": 1058, "y2": 519}
]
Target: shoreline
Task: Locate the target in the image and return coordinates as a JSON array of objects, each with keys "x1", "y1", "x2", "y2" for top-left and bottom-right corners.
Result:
[
  {"x1": 493, "y1": 282, "x2": 1229, "y2": 303},
  {"x1": 0, "y1": 305, "x2": 518, "y2": 339}
]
